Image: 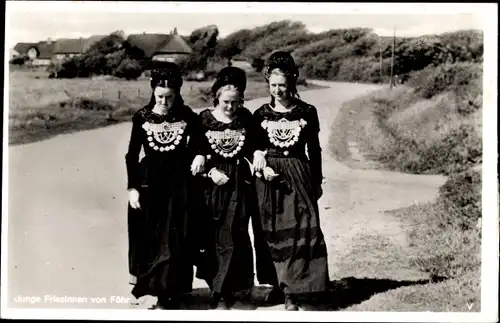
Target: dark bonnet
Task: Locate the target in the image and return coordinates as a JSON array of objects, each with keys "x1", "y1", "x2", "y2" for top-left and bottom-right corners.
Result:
[
  {"x1": 264, "y1": 51, "x2": 299, "y2": 83},
  {"x1": 211, "y1": 66, "x2": 247, "y2": 96},
  {"x1": 150, "y1": 63, "x2": 183, "y2": 90}
]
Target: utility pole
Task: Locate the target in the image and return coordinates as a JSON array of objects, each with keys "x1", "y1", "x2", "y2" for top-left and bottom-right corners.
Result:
[
  {"x1": 379, "y1": 36, "x2": 383, "y2": 83},
  {"x1": 390, "y1": 26, "x2": 396, "y2": 89}
]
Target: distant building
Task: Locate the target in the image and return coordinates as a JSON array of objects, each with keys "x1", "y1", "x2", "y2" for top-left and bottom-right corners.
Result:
[
  {"x1": 13, "y1": 40, "x2": 55, "y2": 66},
  {"x1": 12, "y1": 28, "x2": 192, "y2": 68},
  {"x1": 126, "y1": 30, "x2": 192, "y2": 66},
  {"x1": 52, "y1": 38, "x2": 86, "y2": 60},
  {"x1": 52, "y1": 36, "x2": 107, "y2": 60}
]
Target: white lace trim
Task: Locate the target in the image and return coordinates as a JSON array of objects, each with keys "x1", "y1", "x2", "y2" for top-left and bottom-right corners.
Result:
[
  {"x1": 142, "y1": 120, "x2": 187, "y2": 152},
  {"x1": 206, "y1": 128, "x2": 246, "y2": 158},
  {"x1": 261, "y1": 118, "x2": 307, "y2": 148}
]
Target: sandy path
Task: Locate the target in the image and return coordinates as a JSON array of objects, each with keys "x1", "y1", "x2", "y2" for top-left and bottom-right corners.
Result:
[{"x1": 5, "y1": 81, "x2": 446, "y2": 311}]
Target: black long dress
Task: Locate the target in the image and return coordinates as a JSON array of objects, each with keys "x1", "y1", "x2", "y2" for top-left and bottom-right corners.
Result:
[
  {"x1": 252, "y1": 100, "x2": 330, "y2": 297},
  {"x1": 125, "y1": 104, "x2": 205, "y2": 301},
  {"x1": 193, "y1": 107, "x2": 264, "y2": 298}
]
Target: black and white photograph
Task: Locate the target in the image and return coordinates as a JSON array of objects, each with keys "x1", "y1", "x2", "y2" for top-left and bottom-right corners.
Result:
[{"x1": 1, "y1": 2, "x2": 498, "y2": 321}]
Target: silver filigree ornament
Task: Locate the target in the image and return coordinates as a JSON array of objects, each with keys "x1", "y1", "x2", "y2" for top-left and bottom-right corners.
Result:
[
  {"x1": 261, "y1": 118, "x2": 307, "y2": 148},
  {"x1": 142, "y1": 121, "x2": 187, "y2": 152},
  {"x1": 206, "y1": 128, "x2": 246, "y2": 158}
]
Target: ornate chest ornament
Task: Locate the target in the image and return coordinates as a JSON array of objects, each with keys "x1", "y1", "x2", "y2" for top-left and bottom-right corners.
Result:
[
  {"x1": 142, "y1": 121, "x2": 187, "y2": 152},
  {"x1": 206, "y1": 128, "x2": 246, "y2": 158},
  {"x1": 261, "y1": 118, "x2": 307, "y2": 148}
]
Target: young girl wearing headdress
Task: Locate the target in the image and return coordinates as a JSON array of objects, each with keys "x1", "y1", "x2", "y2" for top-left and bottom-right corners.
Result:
[
  {"x1": 252, "y1": 52, "x2": 330, "y2": 311},
  {"x1": 125, "y1": 63, "x2": 206, "y2": 309},
  {"x1": 192, "y1": 67, "x2": 265, "y2": 310}
]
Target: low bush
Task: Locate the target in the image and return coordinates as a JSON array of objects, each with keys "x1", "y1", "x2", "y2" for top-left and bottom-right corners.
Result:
[
  {"x1": 437, "y1": 169, "x2": 482, "y2": 229},
  {"x1": 409, "y1": 62, "x2": 483, "y2": 99},
  {"x1": 112, "y1": 58, "x2": 143, "y2": 80},
  {"x1": 10, "y1": 55, "x2": 29, "y2": 65},
  {"x1": 390, "y1": 181, "x2": 481, "y2": 280}
]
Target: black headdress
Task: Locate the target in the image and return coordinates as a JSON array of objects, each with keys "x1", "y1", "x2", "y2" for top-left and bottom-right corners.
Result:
[
  {"x1": 264, "y1": 51, "x2": 301, "y2": 102},
  {"x1": 147, "y1": 63, "x2": 184, "y2": 109},
  {"x1": 150, "y1": 63, "x2": 183, "y2": 90},
  {"x1": 263, "y1": 51, "x2": 299, "y2": 84},
  {"x1": 211, "y1": 66, "x2": 247, "y2": 96}
]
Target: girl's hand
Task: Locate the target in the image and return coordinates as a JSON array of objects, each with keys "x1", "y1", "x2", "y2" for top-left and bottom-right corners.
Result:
[
  {"x1": 191, "y1": 155, "x2": 206, "y2": 175},
  {"x1": 253, "y1": 150, "x2": 267, "y2": 171},
  {"x1": 128, "y1": 189, "x2": 141, "y2": 209},
  {"x1": 209, "y1": 168, "x2": 229, "y2": 186},
  {"x1": 263, "y1": 166, "x2": 279, "y2": 181}
]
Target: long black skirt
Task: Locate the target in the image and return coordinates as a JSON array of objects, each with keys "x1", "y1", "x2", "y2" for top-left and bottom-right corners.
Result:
[
  {"x1": 195, "y1": 160, "x2": 255, "y2": 296},
  {"x1": 128, "y1": 159, "x2": 198, "y2": 299},
  {"x1": 255, "y1": 156, "x2": 330, "y2": 295}
]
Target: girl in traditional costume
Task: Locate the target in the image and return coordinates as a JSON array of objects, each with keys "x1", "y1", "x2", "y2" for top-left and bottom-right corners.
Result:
[
  {"x1": 252, "y1": 52, "x2": 330, "y2": 311},
  {"x1": 193, "y1": 67, "x2": 261, "y2": 309},
  {"x1": 125, "y1": 65, "x2": 206, "y2": 309}
]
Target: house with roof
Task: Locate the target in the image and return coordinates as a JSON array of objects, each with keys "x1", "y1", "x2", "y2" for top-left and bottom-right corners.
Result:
[
  {"x1": 52, "y1": 35, "x2": 107, "y2": 60},
  {"x1": 12, "y1": 28, "x2": 193, "y2": 69},
  {"x1": 126, "y1": 29, "x2": 192, "y2": 66},
  {"x1": 13, "y1": 40, "x2": 55, "y2": 66}
]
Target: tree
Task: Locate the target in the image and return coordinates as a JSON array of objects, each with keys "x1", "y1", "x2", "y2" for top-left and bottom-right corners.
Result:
[
  {"x1": 178, "y1": 25, "x2": 219, "y2": 73},
  {"x1": 217, "y1": 29, "x2": 251, "y2": 66}
]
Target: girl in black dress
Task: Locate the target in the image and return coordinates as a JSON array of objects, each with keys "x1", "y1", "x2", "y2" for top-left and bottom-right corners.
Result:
[
  {"x1": 125, "y1": 65, "x2": 206, "y2": 309},
  {"x1": 252, "y1": 52, "x2": 330, "y2": 311},
  {"x1": 193, "y1": 67, "x2": 260, "y2": 309}
]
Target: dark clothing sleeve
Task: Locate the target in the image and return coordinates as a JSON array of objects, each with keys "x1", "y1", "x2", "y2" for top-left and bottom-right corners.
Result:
[
  {"x1": 188, "y1": 109, "x2": 215, "y2": 175},
  {"x1": 239, "y1": 108, "x2": 258, "y2": 161},
  {"x1": 125, "y1": 113, "x2": 144, "y2": 190},
  {"x1": 186, "y1": 108, "x2": 209, "y2": 159},
  {"x1": 306, "y1": 106, "x2": 323, "y2": 187},
  {"x1": 251, "y1": 108, "x2": 268, "y2": 154}
]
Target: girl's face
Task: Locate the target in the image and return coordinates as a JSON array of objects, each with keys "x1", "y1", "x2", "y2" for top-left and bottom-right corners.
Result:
[
  {"x1": 217, "y1": 89, "x2": 241, "y2": 117},
  {"x1": 268, "y1": 70, "x2": 289, "y2": 101},
  {"x1": 154, "y1": 86, "x2": 176, "y2": 109}
]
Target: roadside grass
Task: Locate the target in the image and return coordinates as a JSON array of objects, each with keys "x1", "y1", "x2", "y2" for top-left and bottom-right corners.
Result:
[
  {"x1": 8, "y1": 70, "x2": 324, "y2": 145},
  {"x1": 328, "y1": 62, "x2": 482, "y2": 311},
  {"x1": 346, "y1": 269, "x2": 480, "y2": 311},
  {"x1": 332, "y1": 168, "x2": 482, "y2": 311},
  {"x1": 331, "y1": 63, "x2": 482, "y2": 175}
]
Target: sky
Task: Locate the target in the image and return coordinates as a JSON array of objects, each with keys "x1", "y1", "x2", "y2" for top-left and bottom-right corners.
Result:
[{"x1": 5, "y1": 2, "x2": 491, "y2": 50}]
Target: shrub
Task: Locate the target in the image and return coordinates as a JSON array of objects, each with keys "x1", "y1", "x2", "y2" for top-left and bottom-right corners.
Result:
[
  {"x1": 454, "y1": 77, "x2": 483, "y2": 116},
  {"x1": 438, "y1": 169, "x2": 482, "y2": 229},
  {"x1": 336, "y1": 57, "x2": 379, "y2": 82},
  {"x1": 10, "y1": 55, "x2": 28, "y2": 65},
  {"x1": 421, "y1": 124, "x2": 482, "y2": 174},
  {"x1": 409, "y1": 62, "x2": 483, "y2": 99},
  {"x1": 112, "y1": 58, "x2": 143, "y2": 80},
  {"x1": 251, "y1": 58, "x2": 265, "y2": 72}
]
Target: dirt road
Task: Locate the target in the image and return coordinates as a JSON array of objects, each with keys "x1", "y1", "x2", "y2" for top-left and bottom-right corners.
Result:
[{"x1": 5, "y1": 81, "x2": 446, "y2": 311}]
